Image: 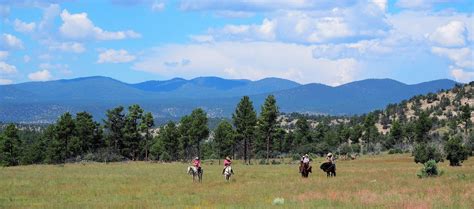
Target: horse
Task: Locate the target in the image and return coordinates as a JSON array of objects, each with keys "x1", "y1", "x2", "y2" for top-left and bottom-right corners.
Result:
[
  {"x1": 187, "y1": 166, "x2": 203, "y2": 183},
  {"x1": 300, "y1": 163, "x2": 312, "y2": 178},
  {"x1": 223, "y1": 166, "x2": 233, "y2": 181},
  {"x1": 320, "y1": 162, "x2": 336, "y2": 177}
]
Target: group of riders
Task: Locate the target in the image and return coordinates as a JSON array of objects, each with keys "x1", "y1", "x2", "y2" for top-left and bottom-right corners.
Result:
[
  {"x1": 191, "y1": 156, "x2": 234, "y2": 175},
  {"x1": 299, "y1": 152, "x2": 335, "y2": 174},
  {"x1": 189, "y1": 152, "x2": 335, "y2": 176}
]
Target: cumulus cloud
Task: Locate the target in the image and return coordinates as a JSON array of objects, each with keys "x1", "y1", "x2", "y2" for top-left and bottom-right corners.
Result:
[
  {"x1": 39, "y1": 63, "x2": 72, "y2": 75},
  {"x1": 28, "y1": 69, "x2": 52, "y2": 81},
  {"x1": 201, "y1": 2, "x2": 389, "y2": 44},
  {"x1": 450, "y1": 66, "x2": 474, "y2": 83},
  {"x1": 0, "y1": 78, "x2": 13, "y2": 85},
  {"x1": 13, "y1": 19, "x2": 36, "y2": 33},
  {"x1": 429, "y1": 21, "x2": 466, "y2": 47},
  {"x1": 47, "y1": 41, "x2": 85, "y2": 53},
  {"x1": 59, "y1": 10, "x2": 141, "y2": 40},
  {"x1": 98, "y1": 49, "x2": 136, "y2": 63},
  {"x1": 0, "y1": 61, "x2": 17, "y2": 74},
  {"x1": 431, "y1": 47, "x2": 473, "y2": 69},
  {"x1": 0, "y1": 33, "x2": 23, "y2": 50},
  {"x1": 133, "y1": 42, "x2": 360, "y2": 85}
]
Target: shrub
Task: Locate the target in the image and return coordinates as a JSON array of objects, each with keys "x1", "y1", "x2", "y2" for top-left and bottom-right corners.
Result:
[
  {"x1": 271, "y1": 159, "x2": 281, "y2": 165},
  {"x1": 413, "y1": 143, "x2": 443, "y2": 164},
  {"x1": 417, "y1": 160, "x2": 442, "y2": 178},
  {"x1": 445, "y1": 136, "x2": 469, "y2": 166}
]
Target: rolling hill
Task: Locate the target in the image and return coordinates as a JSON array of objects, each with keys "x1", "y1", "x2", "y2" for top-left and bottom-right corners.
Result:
[{"x1": 0, "y1": 76, "x2": 459, "y2": 123}]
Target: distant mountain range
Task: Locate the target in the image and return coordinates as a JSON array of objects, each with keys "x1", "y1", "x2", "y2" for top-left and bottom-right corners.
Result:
[{"x1": 0, "y1": 76, "x2": 459, "y2": 123}]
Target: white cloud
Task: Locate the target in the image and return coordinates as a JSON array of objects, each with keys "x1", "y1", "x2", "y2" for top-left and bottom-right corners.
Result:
[
  {"x1": 13, "y1": 19, "x2": 36, "y2": 33},
  {"x1": 429, "y1": 21, "x2": 466, "y2": 47},
  {"x1": 48, "y1": 41, "x2": 85, "y2": 53},
  {"x1": 0, "y1": 51, "x2": 8, "y2": 60},
  {"x1": 431, "y1": 47, "x2": 473, "y2": 69},
  {"x1": 98, "y1": 49, "x2": 136, "y2": 63},
  {"x1": 0, "y1": 61, "x2": 17, "y2": 74},
  {"x1": 0, "y1": 33, "x2": 23, "y2": 50},
  {"x1": 0, "y1": 78, "x2": 13, "y2": 85},
  {"x1": 201, "y1": 2, "x2": 389, "y2": 44},
  {"x1": 59, "y1": 9, "x2": 141, "y2": 40},
  {"x1": 151, "y1": 1, "x2": 165, "y2": 12},
  {"x1": 133, "y1": 42, "x2": 361, "y2": 85},
  {"x1": 28, "y1": 69, "x2": 52, "y2": 81},
  {"x1": 450, "y1": 66, "x2": 474, "y2": 83}
]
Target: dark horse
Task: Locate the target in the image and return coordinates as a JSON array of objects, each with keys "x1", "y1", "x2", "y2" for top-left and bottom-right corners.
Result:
[
  {"x1": 299, "y1": 163, "x2": 312, "y2": 178},
  {"x1": 320, "y1": 162, "x2": 336, "y2": 177}
]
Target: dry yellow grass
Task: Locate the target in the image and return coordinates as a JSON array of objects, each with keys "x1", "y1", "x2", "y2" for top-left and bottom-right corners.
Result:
[{"x1": 0, "y1": 154, "x2": 473, "y2": 209}]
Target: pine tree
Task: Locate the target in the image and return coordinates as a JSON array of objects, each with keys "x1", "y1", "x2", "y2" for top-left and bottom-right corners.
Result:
[
  {"x1": 75, "y1": 112, "x2": 102, "y2": 154},
  {"x1": 445, "y1": 135, "x2": 469, "y2": 166},
  {"x1": 55, "y1": 112, "x2": 76, "y2": 162},
  {"x1": 295, "y1": 116, "x2": 311, "y2": 145},
  {"x1": 123, "y1": 104, "x2": 144, "y2": 160},
  {"x1": 178, "y1": 115, "x2": 193, "y2": 160},
  {"x1": 257, "y1": 95, "x2": 279, "y2": 163},
  {"x1": 0, "y1": 124, "x2": 21, "y2": 166},
  {"x1": 189, "y1": 108, "x2": 209, "y2": 158},
  {"x1": 232, "y1": 96, "x2": 257, "y2": 164},
  {"x1": 104, "y1": 106, "x2": 126, "y2": 154},
  {"x1": 140, "y1": 112, "x2": 154, "y2": 161},
  {"x1": 213, "y1": 121, "x2": 235, "y2": 163},
  {"x1": 156, "y1": 121, "x2": 179, "y2": 161}
]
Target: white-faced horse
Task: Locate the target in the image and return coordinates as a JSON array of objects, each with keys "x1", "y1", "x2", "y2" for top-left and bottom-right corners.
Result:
[
  {"x1": 223, "y1": 166, "x2": 233, "y2": 181},
  {"x1": 187, "y1": 166, "x2": 203, "y2": 183}
]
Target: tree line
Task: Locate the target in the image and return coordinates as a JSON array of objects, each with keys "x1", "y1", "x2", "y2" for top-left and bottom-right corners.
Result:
[{"x1": 1, "y1": 82, "x2": 473, "y2": 166}]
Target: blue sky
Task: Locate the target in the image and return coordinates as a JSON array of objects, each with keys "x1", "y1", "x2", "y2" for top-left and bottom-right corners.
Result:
[{"x1": 0, "y1": 0, "x2": 473, "y2": 86}]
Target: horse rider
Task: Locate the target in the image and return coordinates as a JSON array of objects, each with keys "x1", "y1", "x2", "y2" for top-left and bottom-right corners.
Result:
[
  {"x1": 300, "y1": 154, "x2": 310, "y2": 173},
  {"x1": 193, "y1": 156, "x2": 202, "y2": 173},
  {"x1": 326, "y1": 152, "x2": 335, "y2": 168},
  {"x1": 222, "y1": 156, "x2": 233, "y2": 175}
]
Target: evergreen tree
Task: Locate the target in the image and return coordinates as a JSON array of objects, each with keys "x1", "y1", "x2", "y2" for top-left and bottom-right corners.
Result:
[
  {"x1": 140, "y1": 112, "x2": 154, "y2": 161},
  {"x1": 460, "y1": 103, "x2": 472, "y2": 133},
  {"x1": 257, "y1": 95, "x2": 279, "y2": 163},
  {"x1": 155, "y1": 121, "x2": 179, "y2": 161},
  {"x1": 104, "y1": 106, "x2": 126, "y2": 154},
  {"x1": 189, "y1": 108, "x2": 209, "y2": 158},
  {"x1": 178, "y1": 115, "x2": 193, "y2": 160},
  {"x1": 363, "y1": 113, "x2": 377, "y2": 152},
  {"x1": 123, "y1": 104, "x2": 144, "y2": 160},
  {"x1": 55, "y1": 112, "x2": 76, "y2": 161},
  {"x1": 415, "y1": 111, "x2": 432, "y2": 143},
  {"x1": 213, "y1": 121, "x2": 235, "y2": 163},
  {"x1": 0, "y1": 124, "x2": 21, "y2": 166},
  {"x1": 445, "y1": 135, "x2": 469, "y2": 166},
  {"x1": 232, "y1": 96, "x2": 257, "y2": 164},
  {"x1": 75, "y1": 112, "x2": 102, "y2": 154},
  {"x1": 294, "y1": 116, "x2": 311, "y2": 145}
]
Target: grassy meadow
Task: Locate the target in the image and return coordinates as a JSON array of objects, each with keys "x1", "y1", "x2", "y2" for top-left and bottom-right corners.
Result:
[{"x1": 1, "y1": 154, "x2": 473, "y2": 209}]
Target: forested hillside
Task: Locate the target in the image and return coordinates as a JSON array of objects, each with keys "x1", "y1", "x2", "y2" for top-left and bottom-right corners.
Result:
[{"x1": 0, "y1": 82, "x2": 472, "y2": 166}]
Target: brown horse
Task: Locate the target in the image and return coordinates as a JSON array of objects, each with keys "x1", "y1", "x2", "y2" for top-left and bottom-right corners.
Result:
[
  {"x1": 320, "y1": 162, "x2": 336, "y2": 177},
  {"x1": 300, "y1": 163, "x2": 312, "y2": 178}
]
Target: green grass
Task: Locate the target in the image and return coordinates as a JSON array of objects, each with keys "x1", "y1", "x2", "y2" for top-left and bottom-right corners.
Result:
[{"x1": 1, "y1": 154, "x2": 473, "y2": 209}]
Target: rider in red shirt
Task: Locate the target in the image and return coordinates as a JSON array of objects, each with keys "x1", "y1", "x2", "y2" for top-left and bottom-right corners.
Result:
[
  {"x1": 193, "y1": 157, "x2": 201, "y2": 173},
  {"x1": 222, "y1": 156, "x2": 233, "y2": 175}
]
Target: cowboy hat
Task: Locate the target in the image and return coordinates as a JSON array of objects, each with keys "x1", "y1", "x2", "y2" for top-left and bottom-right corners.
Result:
[
  {"x1": 195, "y1": 156, "x2": 199, "y2": 160},
  {"x1": 225, "y1": 156, "x2": 231, "y2": 160},
  {"x1": 327, "y1": 153, "x2": 333, "y2": 157}
]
